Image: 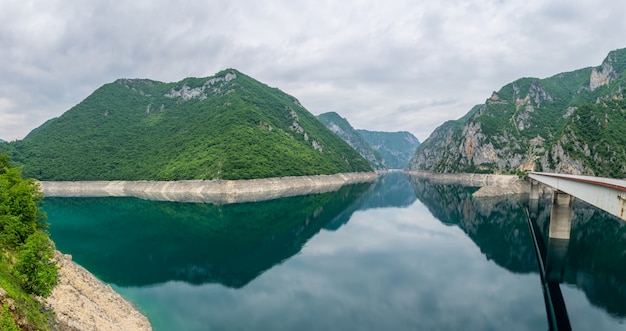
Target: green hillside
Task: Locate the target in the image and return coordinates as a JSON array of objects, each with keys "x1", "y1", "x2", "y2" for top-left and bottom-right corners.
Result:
[
  {"x1": 0, "y1": 154, "x2": 58, "y2": 330},
  {"x1": 317, "y1": 112, "x2": 386, "y2": 169},
  {"x1": 2, "y1": 70, "x2": 373, "y2": 180},
  {"x1": 356, "y1": 130, "x2": 420, "y2": 169},
  {"x1": 408, "y1": 47, "x2": 626, "y2": 177}
]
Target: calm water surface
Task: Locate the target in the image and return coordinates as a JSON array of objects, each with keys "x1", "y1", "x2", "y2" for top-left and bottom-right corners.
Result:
[{"x1": 43, "y1": 173, "x2": 626, "y2": 330}]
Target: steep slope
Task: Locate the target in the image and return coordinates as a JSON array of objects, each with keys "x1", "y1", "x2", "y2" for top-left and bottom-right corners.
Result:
[
  {"x1": 317, "y1": 112, "x2": 387, "y2": 169},
  {"x1": 357, "y1": 130, "x2": 420, "y2": 169},
  {"x1": 408, "y1": 47, "x2": 626, "y2": 177},
  {"x1": 3, "y1": 70, "x2": 373, "y2": 180}
]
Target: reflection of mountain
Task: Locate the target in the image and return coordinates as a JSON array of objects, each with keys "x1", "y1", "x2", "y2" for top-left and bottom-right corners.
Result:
[
  {"x1": 408, "y1": 175, "x2": 626, "y2": 319},
  {"x1": 44, "y1": 183, "x2": 372, "y2": 288},
  {"x1": 323, "y1": 172, "x2": 417, "y2": 231},
  {"x1": 544, "y1": 200, "x2": 626, "y2": 318},
  {"x1": 408, "y1": 175, "x2": 536, "y2": 273}
]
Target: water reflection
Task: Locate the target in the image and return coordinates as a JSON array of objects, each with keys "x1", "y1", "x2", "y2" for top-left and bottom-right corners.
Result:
[
  {"x1": 324, "y1": 171, "x2": 416, "y2": 231},
  {"x1": 408, "y1": 174, "x2": 626, "y2": 324},
  {"x1": 43, "y1": 174, "x2": 626, "y2": 330},
  {"x1": 45, "y1": 182, "x2": 373, "y2": 288},
  {"x1": 408, "y1": 176, "x2": 537, "y2": 274},
  {"x1": 45, "y1": 174, "x2": 549, "y2": 331}
]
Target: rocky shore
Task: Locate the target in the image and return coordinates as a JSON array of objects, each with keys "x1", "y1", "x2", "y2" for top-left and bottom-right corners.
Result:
[
  {"x1": 404, "y1": 171, "x2": 529, "y2": 196},
  {"x1": 39, "y1": 172, "x2": 379, "y2": 203},
  {"x1": 47, "y1": 251, "x2": 152, "y2": 331}
]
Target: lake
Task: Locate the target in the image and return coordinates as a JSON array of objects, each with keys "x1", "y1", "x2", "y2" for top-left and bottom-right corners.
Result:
[{"x1": 42, "y1": 172, "x2": 626, "y2": 330}]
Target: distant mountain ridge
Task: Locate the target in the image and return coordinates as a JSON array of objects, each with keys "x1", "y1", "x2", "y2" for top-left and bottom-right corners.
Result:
[
  {"x1": 317, "y1": 112, "x2": 420, "y2": 169},
  {"x1": 407, "y1": 47, "x2": 626, "y2": 178},
  {"x1": 2, "y1": 69, "x2": 373, "y2": 180},
  {"x1": 317, "y1": 112, "x2": 386, "y2": 169},
  {"x1": 357, "y1": 130, "x2": 420, "y2": 169}
]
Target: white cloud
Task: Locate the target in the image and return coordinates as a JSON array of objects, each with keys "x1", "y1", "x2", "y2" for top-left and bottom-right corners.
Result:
[{"x1": 1, "y1": 0, "x2": 626, "y2": 141}]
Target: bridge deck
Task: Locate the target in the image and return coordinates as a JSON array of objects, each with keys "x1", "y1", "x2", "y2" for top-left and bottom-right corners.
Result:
[{"x1": 528, "y1": 172, "x2": 626, "y2": 221}]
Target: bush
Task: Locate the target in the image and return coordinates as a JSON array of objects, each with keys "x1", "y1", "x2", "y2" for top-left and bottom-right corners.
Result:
[{"x1": 14, "y1": 231, "x2": 59, "y2": 298}]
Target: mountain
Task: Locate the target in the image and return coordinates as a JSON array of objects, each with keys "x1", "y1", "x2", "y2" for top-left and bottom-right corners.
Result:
[
  {"x1": 407, "y1": 48, "x2": 626, "y2": 178},
  {"x1": 317, "y1": 112, "x2": 386, "y2": 169},
  {"x1": 0, "y1": 138, "x2": 5, "y2": 143},
  {"x1": 2, "y1": 69, "x2": 373, "y2": 180},
  {"x1": 357, "y1": 130, "x2": 420, "y2": 169}
]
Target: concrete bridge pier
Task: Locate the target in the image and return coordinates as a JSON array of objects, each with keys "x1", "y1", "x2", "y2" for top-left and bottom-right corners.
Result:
[
  {"x1": 529, "y1": 179, "x2": 540, "y2": 200},
  {"x1": 546, "y1": 237, "x2": 569, "y2": 283},
  {"x1": 549, "y1": 191, "x2": 573, "y2": 240}
]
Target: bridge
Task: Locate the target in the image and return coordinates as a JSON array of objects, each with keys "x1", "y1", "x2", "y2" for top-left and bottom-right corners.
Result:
[
  {"x1": 528, "y1": 172, "x2": 626, "y2": 238},
  {"x1": 524, "y1": 172, "x2": 626, "y2": 331}
]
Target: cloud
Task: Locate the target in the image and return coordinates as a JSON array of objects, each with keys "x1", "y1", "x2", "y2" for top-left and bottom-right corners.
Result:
[{"x1": 1, "y1": 0, "x2": 626, "y2": 141}]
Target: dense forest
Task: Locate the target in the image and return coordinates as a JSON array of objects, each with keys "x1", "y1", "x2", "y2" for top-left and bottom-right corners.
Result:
[{"x1": 1, "y1": 70, "x2": 373, "y2": 181}]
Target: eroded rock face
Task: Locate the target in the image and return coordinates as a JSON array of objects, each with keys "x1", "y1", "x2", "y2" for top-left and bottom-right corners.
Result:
[
  {"x1": 407, "y1": 48, "x2": 626, "y2": 176},
  {"x1": 47, "y1": 252, "x2": 152, "y2": 331},
  {"x1": 590, "y1": 62, "x2": 616, "y2": 91}
]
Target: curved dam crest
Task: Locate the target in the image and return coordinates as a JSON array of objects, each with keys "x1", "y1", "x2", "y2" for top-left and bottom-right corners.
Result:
[{"x1": 39, "y1": 172, "x2": 379, "y2": 203}]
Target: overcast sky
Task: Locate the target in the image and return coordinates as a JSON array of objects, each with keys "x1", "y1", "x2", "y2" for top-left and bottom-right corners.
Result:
[{"x1": 1, "y1": 0, "x2": 625, "y2": 142}]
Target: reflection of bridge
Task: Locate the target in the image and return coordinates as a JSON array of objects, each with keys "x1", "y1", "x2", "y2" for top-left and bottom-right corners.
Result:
[
  {"x1": 526, "y1": 172, "x2": 626, "y2": 331},
  {"x1": 529, "y1": 172, "x2": 626, "y2": 231}
]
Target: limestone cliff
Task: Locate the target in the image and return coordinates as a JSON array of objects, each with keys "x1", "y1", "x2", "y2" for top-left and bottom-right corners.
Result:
[{"x1": 407, "y1": 47, "x2": 626, "y2": 178}]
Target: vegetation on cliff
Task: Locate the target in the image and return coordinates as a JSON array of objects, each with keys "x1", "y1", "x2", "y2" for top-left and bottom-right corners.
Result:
[
  {"x1": 1, "y1": 70, "x2": 372, "y2": 181},
  {"x1": 0, "y1": 153, "x2": 59, "y2": 330},
  {"x1": 356, "y1": 129, "x2": 420, "y2": 169},
  {"x1": 317, "y1": 112, "x2": 386, "y2": 169},
  {"x1": 408, "y1": 47, "x2": 626, "y2": 178},
  {"x1": 318, "y1": 112, "x2": 420, "y2": 169}
]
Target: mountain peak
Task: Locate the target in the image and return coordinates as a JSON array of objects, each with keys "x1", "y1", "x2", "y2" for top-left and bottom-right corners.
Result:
[
  {"x1": 407, "y1": 47, "x2": 626, "y2": 177},
  {"x1": 3, "y1": 71, "x2": 373, "y2": 180}
]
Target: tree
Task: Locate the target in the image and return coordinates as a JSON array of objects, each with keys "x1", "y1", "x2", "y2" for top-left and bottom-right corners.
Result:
[
  {"x1": 0, "y1": 153, "x2": 58, "y2": 298},
  {"x1": 14, "y1": 231, "x2": 59, "y2": 297}
]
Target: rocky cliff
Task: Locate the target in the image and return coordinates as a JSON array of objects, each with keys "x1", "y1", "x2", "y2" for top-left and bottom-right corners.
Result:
[
  {"x1": 317, "y1": 112, "x2": 387, "y2": 169},
  {"x1": 407, "y1": 48, "x2": 626, "y2": 178},
  {"x1": 318, "y1": 112, "x2": 421, "y2": 169},
  {"x1": 356, "y1": 130, "x2": 420, "y2": 169}
]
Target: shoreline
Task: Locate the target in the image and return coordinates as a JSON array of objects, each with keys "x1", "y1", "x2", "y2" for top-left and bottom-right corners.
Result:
[
  {"x1": 404, "y1": 171, "x2": 529, "y2": 196},
  {"x1": 48, "y1": 251, "x2": 152, "y2": 331},
  {"x1": 39, "y1": 172, "x2": 379, "y2": 203}
]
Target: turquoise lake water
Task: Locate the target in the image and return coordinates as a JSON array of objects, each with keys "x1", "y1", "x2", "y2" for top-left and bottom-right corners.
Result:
[{"x1": 43, "y1": 173, "x2": 626, "y2": 330}]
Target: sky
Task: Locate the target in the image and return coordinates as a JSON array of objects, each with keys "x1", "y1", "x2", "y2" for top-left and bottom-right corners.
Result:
[{"x1": 1, "y1": 0, "x2": 626, "y2": 142}]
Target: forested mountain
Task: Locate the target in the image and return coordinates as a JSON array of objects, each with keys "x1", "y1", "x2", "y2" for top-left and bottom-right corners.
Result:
[
  {"x1": 357, "y1": 130, "x2": 420, "y2": 169},
  {"x1": 1, "y1": 70, "x2": 373, "y2": 180},
  {"x1": 318, "y1": 112, "x2": 421, "y2": 169},
  {"x1": 407, "y1": 47, "x2": 626, "y2": 178},
  {"x1": 317, "y1": 112, "x2": 386, "y2": 169}
]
